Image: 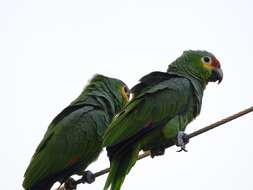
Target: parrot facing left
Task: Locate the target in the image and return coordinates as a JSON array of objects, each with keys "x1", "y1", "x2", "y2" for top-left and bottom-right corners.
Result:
[
  {"x1": 103, "y1": 50, "x2": 223, "y2": 190},
  {"x1": 22, "y1": 74, "x2": 130, "y2": 190}
]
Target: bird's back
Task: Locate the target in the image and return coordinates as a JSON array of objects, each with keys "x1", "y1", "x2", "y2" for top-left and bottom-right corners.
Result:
[{"x1": 23, "y1": 105, "x2": 108, "y2": 190}]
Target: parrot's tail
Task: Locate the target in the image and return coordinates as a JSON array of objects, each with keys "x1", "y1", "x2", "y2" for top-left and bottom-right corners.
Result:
[
  {"x1": 23, "y1": 180, "x2": 53, "y2": 190},
  {"x1": 104, "y1": 145, "x2": 140, "y2": 190}
]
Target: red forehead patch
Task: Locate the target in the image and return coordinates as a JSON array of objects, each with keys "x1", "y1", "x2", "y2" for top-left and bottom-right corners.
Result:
[{"x1": 212, "y1": 57, "x2": 220, "y2": 68}]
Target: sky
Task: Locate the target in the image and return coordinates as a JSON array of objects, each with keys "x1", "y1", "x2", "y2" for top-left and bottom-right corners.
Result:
[{"x1": 1, "y1": 0, "x2": 253, "y2": 189}]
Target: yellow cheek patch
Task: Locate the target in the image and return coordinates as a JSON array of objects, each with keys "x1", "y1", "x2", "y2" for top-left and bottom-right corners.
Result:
[
  {"x1": 203, "y1": 63, "x2": 213, "y2": 71},
  {"x1": 120, "y1": 87, "x2": 129, "y2": 103}
]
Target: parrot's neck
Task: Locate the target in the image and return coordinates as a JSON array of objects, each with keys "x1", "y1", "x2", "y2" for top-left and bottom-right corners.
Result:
[
  {"x1": 93, "y1": 93, "x2": 121, "y2": 120},
  {"x1": 72, "y1": 89, "x2": 122, "y2": 121},
  {"x1": 168, "y1": 71, "x2": 205, "y2": 116},
  {"x1": 188, "y1": 75, "x2": 205, "y2": 116}
]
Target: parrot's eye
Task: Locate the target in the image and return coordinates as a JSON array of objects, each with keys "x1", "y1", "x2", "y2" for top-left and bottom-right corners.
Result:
[
  {"x1": 123, "y1": 86, "x2": 130, "y2": 99},
  {"x1": 201, "y1": 56, "x2": 212, "y2": 64}
]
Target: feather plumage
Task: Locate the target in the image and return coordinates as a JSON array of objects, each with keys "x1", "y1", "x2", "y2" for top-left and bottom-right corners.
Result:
[{"x1": 23, "y1": 74, "x2": 129, "y2": 190}]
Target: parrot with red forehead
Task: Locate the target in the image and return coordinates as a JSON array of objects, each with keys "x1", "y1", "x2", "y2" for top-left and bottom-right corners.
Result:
[{"x1": 103, "y1": 50, "x2": 223, "y2": 190}]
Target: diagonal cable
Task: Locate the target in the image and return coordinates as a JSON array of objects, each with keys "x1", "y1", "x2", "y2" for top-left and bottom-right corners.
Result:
[{"x1": 61, "y1": 106, "x2": 253, "y2": 190}]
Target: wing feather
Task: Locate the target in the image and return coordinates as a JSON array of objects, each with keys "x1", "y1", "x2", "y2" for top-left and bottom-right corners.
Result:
[
  {"x1": 23, "y1": 106, "x2": 105, "y2": 189},
  {"x1": 103, "y1": 77, "x2": 192, "y2": 147}
]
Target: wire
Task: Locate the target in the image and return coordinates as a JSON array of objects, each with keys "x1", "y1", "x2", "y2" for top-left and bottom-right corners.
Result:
[{"x1": 63, "y1": 106, "x2": 253, "y2": 189}]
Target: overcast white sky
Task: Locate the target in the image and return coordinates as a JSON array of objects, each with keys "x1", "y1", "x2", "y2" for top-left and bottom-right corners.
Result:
[{"x1": 2, "y1": 0, "x2": 253, "y2": 189}]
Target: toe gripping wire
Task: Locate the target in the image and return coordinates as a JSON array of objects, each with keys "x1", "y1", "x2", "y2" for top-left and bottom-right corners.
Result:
[{"x1": 58, "y1": 106, "x2": 253, "y2": 190}]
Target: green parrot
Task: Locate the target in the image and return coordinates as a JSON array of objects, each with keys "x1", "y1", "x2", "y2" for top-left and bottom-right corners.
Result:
[
  {"x1": 103, "y1": 50, "x2": 223, "y2": 190},
  {"x1": 23, "y1": 74, "x2": 130, "y2": 190}
]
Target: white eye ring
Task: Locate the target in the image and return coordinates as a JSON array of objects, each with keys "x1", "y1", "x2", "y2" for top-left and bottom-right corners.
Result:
[{"x1": 201, "y1": 56, "x2": 212, "y2": 64}]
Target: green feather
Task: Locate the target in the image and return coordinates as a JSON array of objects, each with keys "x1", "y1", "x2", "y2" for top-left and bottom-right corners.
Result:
[
  {"x1": 23, "y1": 74, "x2": 129, "y2": 190},
  {"x1": 104, "y1": 145, "x2": 140, "y2": 190},
  {"x1": 103, "y1": 50, "x2": 222, "y2": 190},
  {"x1": 103, "y1": 77, "x2": 193, "y2": 147}
]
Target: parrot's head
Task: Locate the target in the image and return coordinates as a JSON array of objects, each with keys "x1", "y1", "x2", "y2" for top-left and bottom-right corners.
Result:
[
  {"x1": 168, "y1": 50, "x2": 223, "y2": 84},
  {"x1": 92, "y1": 74, "x2": 130, "y2": 109},
  {"x1": 114, "y1": 79, "x2": 131, "y2": 105}
]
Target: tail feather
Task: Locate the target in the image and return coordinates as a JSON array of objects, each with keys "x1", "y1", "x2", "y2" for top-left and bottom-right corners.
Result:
[
  {"x1": 104, "y1": 145, "x2": 140, "y2": 190},
  {"x1": 23, "y1": 161, "x2": 82, "y2": 190}
]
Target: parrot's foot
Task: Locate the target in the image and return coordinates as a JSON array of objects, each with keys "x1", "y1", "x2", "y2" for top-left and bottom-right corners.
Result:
[
  {"x1": 64, "y1": 177, "x2": 77, "y2": 190},
  {"x1": 176, "y1": 131, "x2": 189, "y2": 152},
  {"x1": 79, "y1": 170, "x2": 96, "y2": 184},
  {"x1": 150, "y1": 147, "x2": 165, "y2": 158},
  {"x1": 63, "y1": 171, "x2": 95, "y2": 190}
]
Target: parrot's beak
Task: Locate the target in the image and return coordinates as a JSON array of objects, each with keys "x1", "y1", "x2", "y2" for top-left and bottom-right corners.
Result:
[{"x1": 209, "y1": 68, "x2": 223, "y2": 84}]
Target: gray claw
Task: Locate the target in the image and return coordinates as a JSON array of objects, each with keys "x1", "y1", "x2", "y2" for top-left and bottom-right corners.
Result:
[
  {"x1": 80, "y1": 170, "x2": 95, "y2": 184},
  {"x1": 176, "y1": 131, "x2": 188, "y2": 152},
  {"x1": 176, "y1": 146, "x2": 188, "y2": 152},
  {"x1": 64, "y1": 171, "x2": 95, "y2": 190}
]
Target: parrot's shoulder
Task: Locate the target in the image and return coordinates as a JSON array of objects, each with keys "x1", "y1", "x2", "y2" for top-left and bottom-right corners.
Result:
[
  {"x1": 28, "y1": 104, "x2": 105, "y2": 178},
  {"x1": 131, "y1": 71, "x2": 174, "y2": 95},
  {"x1": 49, "y1": 103, "x2": 97, "y2": 127},
  {"x1": 32, "y1": 104, "x2": 100, "y2": 155},
  {"x1": 138, "y1": 71, "x2": 173, "y2": 84},
  {"x1": 133, "y1": 72, "x2": 192, "y2": 99}
]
